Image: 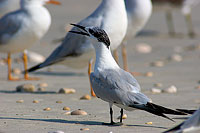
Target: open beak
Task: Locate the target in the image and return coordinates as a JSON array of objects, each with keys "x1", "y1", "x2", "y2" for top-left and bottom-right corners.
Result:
[
  {"x1": 46, "y1": 0, "x2": 61, "y2": 5},
  {"x1": 69, "y1": 23, "x2": 90, "y2": 36}
]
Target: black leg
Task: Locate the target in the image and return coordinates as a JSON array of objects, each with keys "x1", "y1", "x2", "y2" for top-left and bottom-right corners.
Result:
[
  {"x1": 102, "y1": 107, "x2": 123, "y2": 126},
  {"x1": 120, "y1": 109, "x2": 123, "y2": 123},
  {"x1": 110, "y1": 107, "x2": 114, "y2": 124}
]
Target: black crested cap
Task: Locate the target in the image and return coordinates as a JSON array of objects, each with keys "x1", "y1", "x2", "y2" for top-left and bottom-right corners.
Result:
[{"x1": 88, "y1": 27, "x2": 110, "y2": 49}]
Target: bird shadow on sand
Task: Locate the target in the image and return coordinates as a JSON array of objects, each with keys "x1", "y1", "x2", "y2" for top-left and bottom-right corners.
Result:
[
  {"x1": 0, "y1": 90, "x2": 57, "y2": 94},
  {"x1": 30, "y1": 71, "x2": 86, "y2": 77},
  {"x1": 0, "y1": 117, "x2": 167, "y2": 129}
]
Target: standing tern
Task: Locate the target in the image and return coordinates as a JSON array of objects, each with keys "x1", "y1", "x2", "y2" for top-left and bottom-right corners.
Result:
[
  {"x1": 27, "y1": 0, "x2": 128, "y2": 96},
  {"x1": 0, "y1": 0, "x2": 20, "y2": 18},
  {"x1": 164, "y1": 107, "x2": 200, "y2": 133},
  {"x1": 121, "y1": 0, "x2": 152, "y2": 74},
  {"x1": 69, "y1": 24, "x2": 186, "y2": 125},
  {"x1": 0, "y1": 0, "x2": 60, "y2": 80},
  {"x1": 152, "y1": 0, "x2": 200, "y2": 38}
]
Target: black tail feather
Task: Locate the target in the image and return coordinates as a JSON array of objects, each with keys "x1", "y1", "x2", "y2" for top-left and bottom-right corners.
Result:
[
  {"x1": 26, "y1": 63, "x2": 42, "y2": 73},
  {"x1": 176, "y1": 109, "x2": 196, "y2": 114},
  {"x1": 130, "y1": 102, "x2": 186, "y2": 122},
  {"x1": 147, "y1": 103, "x2": 187, "y2": 115}
]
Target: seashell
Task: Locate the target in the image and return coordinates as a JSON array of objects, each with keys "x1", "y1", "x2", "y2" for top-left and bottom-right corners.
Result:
[
  {"x1": 150, "y1": 88, "x2": 162, "y2": 94},
  {"x1": 71, "y1": 109, "x2": 87, "y2": 115},
  {"x1": 80, "y1": 128, "x2": 90, "y2": 131},
  {"x1": 43, "y1": 108, "x2": 51, "y2": 111},
  {"x1": 16, "y1": 84, "x2": 35, "y2": 93},
  {"x1": 16, "y1": 100, "x2": 24, "y2": 103},
  {"x1": 37, "y1": 83, "x2": 48, "y2": 88},
  {"x1": 63, "y1": 107, "x2": 70, "y2": 111},
  {"x1": 33, "y1": 100, "x2": 39, "y2": 103},
  {"x1": 136, "y1": 43, "x2": 152, "y2": 54},
  {"x1": 151, "y1": 61, "x2": 164, "y2": 67},
  {"x1": 163, "y1": 85, "x2": 177, "y2": 93},
  {"x1": 12, "y1": 68, "x2": 21, "y2": 75},
  {"x1": 145, "y1": 122, "x2": 153, "y2": 125},
  {"x1": 117, "y1": 114, "x2": 127, "y2": 120},
  {"x1": 80, "y1": 95, "x2": 91, "y2": 100},
  {"x1": 58, "y1": 88, "x2": 76, "y2": 94}
]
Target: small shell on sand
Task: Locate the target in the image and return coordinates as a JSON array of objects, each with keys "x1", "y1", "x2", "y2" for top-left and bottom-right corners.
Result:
[
  {"x1": 71, "y1": 109, "x2": 87, "y2": 115},
  {"x1": 33, "y1": 100, "x2": 39, "y2": 103},
  {"x1": 151, "y1": 61, "x2": 164, "y2": 67},
  {"x1": 168, "y1": 54, "x2": 183, "y2": 62},
  {"x1": 0, "y1": 58, "x2": 6, "y2": 65},
  {"x1": 117, "y1": 114, "x2": 127, "y2": 120},
  {"x1": 56, "y1": 101, "x2": 63, "y2": 103},
  {"x1": 16, "y1": 100, "x2": 24, "y2": 103},
  {"x1": 58, "y1": 88, "x2": 76, "y2": 94},
  {"x1": 48, "y1": 131, "x2": 64, "y2": 133},
  {"x1": 80, "y1": 95, "x2": 91, "y2": 100},
  {"x1": 145, "y1": 122, "x2": 153, "y2": 125},
  {"x1": 12, "y1": 68, "x2": 21, "y2": 75},
  {"x1": 136, "y1": 43, "x2": 152, "y2": 54},
  {"x1": 64, "y1": 111, "x2": 71, "y2": 115},
  {"x1": 80, "y1": 128, "x2": 90, "y2": 131},
  {"x1": 16, "y1": 84, "x2": 35, "y2": 93},
  {"x1": 163, "y1": 85, "x2": 177, "y2": 93},
  {"x1": 38, "y1": 87, "x2": 46, "y2": 92},
  {"x1": 145, "y1": 72, "x2": 154, "y2": 77},
  {"x1": 63, "y1": 107, "x2": 70, "y2": 111},
  {"x1": 195, "y1": 85, "x2": 200, "y2": 90},
  {"x1": 154, "y1": 83, "x2": 163, "y2": 88},
  {"x1": 37, "y1": 83, "x2": 48, "y2": 88},
  {"x1": 150, "y1": 88, "x2": 162, "y2": 94},
  {"x1": 44, "y1": 108, "x2": 51, "y2": 111}
]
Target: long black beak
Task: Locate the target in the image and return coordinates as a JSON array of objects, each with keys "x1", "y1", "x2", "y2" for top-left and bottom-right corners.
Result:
[{"x1": 69, "y1": 23, "x2": 90, "y2": 36}]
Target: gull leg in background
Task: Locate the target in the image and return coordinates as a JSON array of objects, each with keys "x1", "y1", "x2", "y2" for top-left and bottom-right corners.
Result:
[
  {"x1": 7, "y1": 53, "x2": 19, "y2": 81},
  {"x1": 113, "y1": 49, "x2": 119, "y2": 65},
  {"x1": 23, "y1": 51, "x2": 39, "y2": 80},
  {"x1": 166, "y1": 10, "x2": 176, "y2": 37},
  {"x1": 88, "y1": 59, "x2": 96, "y2": 97},
  {"x1": 184, "y1": 13, "x2": 195, "y2": 38},
  {"x1": 121, "y1": 43, "x2": 142, "y2": 76}
]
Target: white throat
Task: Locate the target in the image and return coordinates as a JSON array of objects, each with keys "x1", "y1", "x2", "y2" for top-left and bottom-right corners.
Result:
[{"x1": 93, "y1": 42, "x2": 119, "y2": 74}]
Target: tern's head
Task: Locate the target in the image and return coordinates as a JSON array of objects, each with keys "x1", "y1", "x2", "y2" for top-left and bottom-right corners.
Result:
[
  {"x1": 69, "y1": 24, "x2": 111, "y2": 49},
  {"x1": 21, "y1": 0, "x2": 60, "y2": 7}
]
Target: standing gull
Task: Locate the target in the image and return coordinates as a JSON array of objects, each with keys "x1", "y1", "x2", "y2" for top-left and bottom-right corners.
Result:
[
  {"x1": 152, "y1": 0, "x2": 200, "y2": 38},
  {"x1": 164, "y1": 107, "x2": 200, "y2": 133},
  {"x1": 0, "y1": 0, "x2": 60, "y2": 80},
  {"x1": 27, "y1": 0, "x2": 127, "y2": 96},
  {"x1": 69, "y1": 24, "x2": 186, "y2": 125},
  {"x1": 121, "y1": 0, "x2": 152, "y2": 73}
]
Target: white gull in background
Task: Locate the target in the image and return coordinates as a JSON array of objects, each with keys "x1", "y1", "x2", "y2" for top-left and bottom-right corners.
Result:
[
  {"x1": 0, "y1": 0, "x2": 60, "y2": 80},
  {"x1": 152, "y1": 0, "x2": 200, "y2": 38},
  {"x1": 27, "y1": 0, "x2": 127, "y2": 96},
  {"x1": 120, "y1": 0, "x2": 152, "y2": 73}
]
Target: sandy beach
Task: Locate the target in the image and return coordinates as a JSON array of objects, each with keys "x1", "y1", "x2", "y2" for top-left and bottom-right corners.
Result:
[{"x1": 0, "y1": 0, "x2": 200, "y2": 132}]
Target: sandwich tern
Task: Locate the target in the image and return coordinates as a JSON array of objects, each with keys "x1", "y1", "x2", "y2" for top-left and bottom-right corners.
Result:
[{"x1": 69, "y1": 24, "x2": 186, "y2": 125}]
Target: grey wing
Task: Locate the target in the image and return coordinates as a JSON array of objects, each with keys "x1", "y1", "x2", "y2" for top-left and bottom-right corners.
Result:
[
  {"x1": 0, "y1": 10, "x2": 24, "y2": 44},
  {"x1": 40, "y1": 16, "x2": 102, "y2": 67},
  {"x1": 181, "y1": 107, "x2": 200, "y2": 131},
  {"x1": 165, "y1": 107, "x2": 200, "y2": 132},
  {"x1": 90, "y1": 69, "x2": 150, "y2": 106}
]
